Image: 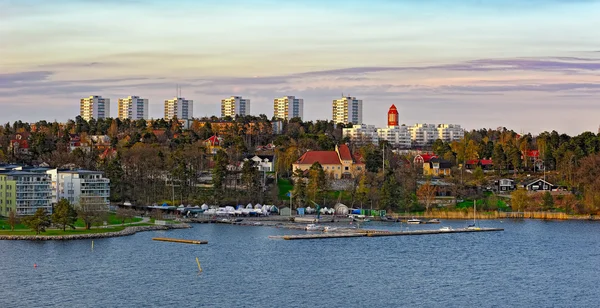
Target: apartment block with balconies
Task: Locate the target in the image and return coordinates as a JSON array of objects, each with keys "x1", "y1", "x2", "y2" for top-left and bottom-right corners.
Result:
[
  {"x1": 273, "y1": 96, "x2": 303, "y2": 120},
  {"x1": 221, "y1": 96, "x2": 250, "y2": 118},
  {"x1": 118, "y1": 96, "x2": 149, "y2": 120},
  {"x1": 0, "y1": 171, "x2": 52, "y2": 216},
  {"x1": 332, "y1": 97, "x2": 362, "y2": 125},
  {"x1": 164, "y1": 97, "x2": 193, "y2": 120},
  {"x1": 80, "y1": 95, "x2": 110, "y2": 121},
  {"x1": 46, "y1": 169, "x2": 111, "y2": 209}
]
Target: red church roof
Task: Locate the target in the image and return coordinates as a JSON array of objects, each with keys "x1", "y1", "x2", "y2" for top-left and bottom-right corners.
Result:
[
  {"x1": 338, "y1": 144, "x2": 353, "y2": 161},
  {"x1": 296, "y1": 151, "x2": 341, "y2": 165}
]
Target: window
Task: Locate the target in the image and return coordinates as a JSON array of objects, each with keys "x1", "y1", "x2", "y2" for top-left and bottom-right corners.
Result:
[{"x1": 345, "y1": 167, "x2": 349, "y2": 171}]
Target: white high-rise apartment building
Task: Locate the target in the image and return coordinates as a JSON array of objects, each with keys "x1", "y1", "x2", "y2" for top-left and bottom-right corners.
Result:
[
  {"x1": 378, "y1": 126, "x2": 412, "y2": 148},
  {"x1": 164, "y1": 97, "x2": 193, "y2": 120},
  {"x1": 437, "y1": 124, "x2": 464, "y2": 142},
  {"x1": 221, "y1": 96, "x2": 250, "y2": 117},
  {"x1": 80, "y1": 96, "x2": 110, "y2": 121},
  {"x1": 408, "y1": 124, "x2": 439, "y2": 146},
  {"x1": 343, "y1": 124, "x2": 412, "y2": 148},
  {"x1": 273, "y1": 96, "x2": 303, "y2": 120},
  {"x1": 46, "y1": 169, "x2": 111, "y2": 209},
  {"x1": 343, "y1": 124, "x2": 379, "y2": 144},
  {"x1": 118, "y1": 96, "x2": 148, "y2": 120},
  {"x1": 332, "y1": 97, "x2": 362, "y2": 125}
]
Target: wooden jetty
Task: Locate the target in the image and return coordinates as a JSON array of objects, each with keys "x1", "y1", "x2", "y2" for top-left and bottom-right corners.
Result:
[
  {"x1": 152, "y1": 237, "x2": 208, "y2": 245},
  {"x1": 269, "y1": 227, "x2": 504, "y2": 240}
]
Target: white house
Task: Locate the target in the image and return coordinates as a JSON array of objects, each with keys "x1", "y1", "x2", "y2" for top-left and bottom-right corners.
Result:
[{"x1": 243, "y1": 155, "x2": 275, "y2": 172}]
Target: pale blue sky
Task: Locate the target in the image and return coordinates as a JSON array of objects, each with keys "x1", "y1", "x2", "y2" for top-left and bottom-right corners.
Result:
[{"x1": 1, "y1": 0, "x2": 599, "y2": 134}]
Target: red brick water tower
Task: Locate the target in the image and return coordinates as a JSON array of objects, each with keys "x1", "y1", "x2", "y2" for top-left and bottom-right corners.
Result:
[{"x1": 388, "y1": 104, "x2": 399, "y2": 127}]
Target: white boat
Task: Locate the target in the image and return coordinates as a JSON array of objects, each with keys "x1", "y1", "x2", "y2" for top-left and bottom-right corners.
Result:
[
  {"x1": 305, "y1": 224, "x2": 323, "y2": 231},
  {"x1": 439, "y1": 226, "x2": 453, "y2": 232},
  {"x1": 407, "y1": 218, "x2": 422, "y2": 224}
]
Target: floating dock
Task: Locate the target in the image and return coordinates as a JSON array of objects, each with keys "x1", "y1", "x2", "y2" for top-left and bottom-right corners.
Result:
[
  {"x1": 269, "y1": 227, "x2": 503, "y2": 240},
  {"x1": 152, "y1": 237, "x2": 208, "y2": 244}
]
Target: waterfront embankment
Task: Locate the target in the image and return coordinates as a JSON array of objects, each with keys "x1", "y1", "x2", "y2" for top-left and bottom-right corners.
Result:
[
  {"x1": 0, "y1": 223, "x2": 191, "y2": 241},
  {"x1": 395, "y1": 210, "x2": 599, "y2": 221}
]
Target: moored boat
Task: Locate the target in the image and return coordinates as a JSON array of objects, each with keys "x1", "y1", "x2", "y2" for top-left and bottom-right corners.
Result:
[{"x1": 407, "y1": 218, "x2": 422, "y2": 224}]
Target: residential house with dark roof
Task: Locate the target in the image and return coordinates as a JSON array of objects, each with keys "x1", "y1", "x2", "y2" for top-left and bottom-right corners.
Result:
[
  {"x1": 292, "y1": 144, "x2": 364, "y2": 179},
  {"x1": 423, "y1": 158, "x2": 452, "y2": 176},
  {"x1": 525, "y1": 179, "x2": 555, "y2": 191},
  {"x1": 494, "y1": 178, "x2": 516, "y2": 192}
]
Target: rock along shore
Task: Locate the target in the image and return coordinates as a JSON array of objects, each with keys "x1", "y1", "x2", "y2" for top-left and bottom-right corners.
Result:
[{"x1": 0, "y1": 223, "x2": 191, "y2": 241}]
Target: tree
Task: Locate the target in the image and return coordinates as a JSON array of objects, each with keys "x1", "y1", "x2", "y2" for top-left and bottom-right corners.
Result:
[
  {"x1": 511, "y1": 189, "x2": 531, "y2": 212},
  {"x1": 116, "y1": 207, "x2": 136, "y2": 224},
  {"x1": 21, "y1": 208, "x2": 52, "y2": 235},
  {"x1": 212, "y1": 150, "x2": 229, "y2": 192},
  {"x1": 77, "y1": 201, "x2": 108, "y2": 230},
  {"x1": 417, "y1": 181, "x2": 438, "y2": 213},
  {"x1": 307, "y1": 162, "x2": 327, "y2": 202},
  {"x1": 380, "y1": 171, "x2": 400, "y2": 211},
  {"x1": 8, "y1": 209, "x2": 18, "y2": 231},
  {"x1": 575, "y1": 153, "x2": 600, "y2": 214},
  {"x1": 541, "y1": 191, "x2": 555, "y2": 211},
  {"x1": 492, "y1": 143, "x2": 506, "y2": 173},
  {"x1": 356, "y1": 175, "x2": 369, "y2": 207},
  {"x1": 52, "y1": 199, "x2": 78, "y2": 231},
  {"x1": 472, "y1": 166, "x2": 485, "y2": 185},
  {"x1": 292, "y1": 168, "x2": 307, "y2": 208}
]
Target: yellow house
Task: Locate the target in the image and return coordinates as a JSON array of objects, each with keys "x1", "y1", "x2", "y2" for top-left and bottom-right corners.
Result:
[
  {"x1": 423, "y1": 158, "x2": 452, "y2": 176},
  {"x1": 292, "y1": 144, "x2": 364, "y2": 179}
]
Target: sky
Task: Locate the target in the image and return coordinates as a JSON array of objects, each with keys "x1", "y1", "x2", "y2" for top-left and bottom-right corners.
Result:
[{"x1": 1, "y1": 0, "x2": 600, "y2": 135}]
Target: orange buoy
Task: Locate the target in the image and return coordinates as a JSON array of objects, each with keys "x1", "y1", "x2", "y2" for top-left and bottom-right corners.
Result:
[{"x1": 34, "y1": 263, "x2": 37, "y2": 268}]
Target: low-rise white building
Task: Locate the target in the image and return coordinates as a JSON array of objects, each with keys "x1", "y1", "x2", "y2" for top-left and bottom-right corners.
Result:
[{"x1": 47, "y1": 169, "x2": 111, "y2": 209}]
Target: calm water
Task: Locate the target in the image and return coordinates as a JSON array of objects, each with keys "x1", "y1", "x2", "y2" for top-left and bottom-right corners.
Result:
[{"x1": 1, "y1": 220, "x2": 598, "y2": 308}]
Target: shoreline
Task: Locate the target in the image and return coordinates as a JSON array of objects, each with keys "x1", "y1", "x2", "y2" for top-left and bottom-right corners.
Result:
[{"x1": 0, "y1": 223, "x2": 191, "y2": 241}]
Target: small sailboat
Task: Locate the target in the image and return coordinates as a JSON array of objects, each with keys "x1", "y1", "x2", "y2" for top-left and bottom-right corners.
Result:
[{"x1": 467, "y1": 200, "x2": 481, "y2": 230}]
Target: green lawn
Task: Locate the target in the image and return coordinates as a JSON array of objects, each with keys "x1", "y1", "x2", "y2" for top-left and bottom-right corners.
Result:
[
  {"x1": 73, "y1": 212, "x2": 142, "y2": 228},
  {"x1": 1, "y1": 212, "x2": 142, "y2": 232},
  {"x1": 0, "y1": 226, "x2": 127, "y2": 236},
  {"x1": 456, "y1": 198, "x2": 509, "y2": 210},
  {"x1": 0, "y1": 219, "x2": 28, "y2": 230}
]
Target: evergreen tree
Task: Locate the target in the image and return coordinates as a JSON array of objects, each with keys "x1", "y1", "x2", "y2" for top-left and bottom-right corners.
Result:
[
  {"x1": 21, "y1": 208, "x2": 52, "y2": 235},
  {"x1": 52, "y1": 199, "x2": 78, "y2": 231}
]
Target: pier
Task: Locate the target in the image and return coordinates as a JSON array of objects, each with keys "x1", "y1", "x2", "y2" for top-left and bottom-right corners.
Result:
[
  {"x1": 269, "y1": 227, "x2": 503, "y2": 240},
  {"x1": 152, "y1": 237, "x2": 208, "y2": 244}
]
